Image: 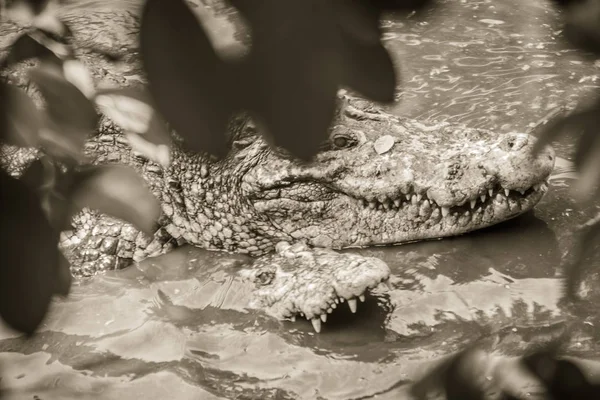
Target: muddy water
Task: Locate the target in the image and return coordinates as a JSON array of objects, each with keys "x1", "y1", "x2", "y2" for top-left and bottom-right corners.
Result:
[{"x1": 2, "y1": 0, "x2": 600, "y2": 399}]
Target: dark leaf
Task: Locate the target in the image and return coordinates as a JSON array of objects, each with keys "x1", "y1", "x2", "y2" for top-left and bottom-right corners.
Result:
[
  {"x1": 563, "y1": 212, "x2": 600, "y2": 301},
  {"x1": 94, "y1": 87, "x2": 171, "y2": 145},
  {"x1": 28, "y1": 64, "x2": 98, "y2": 130},
  {"x1": 20, "y1": 157, "x2": 74, "y2": 230},
  {"x1": 0, "y1": 169, "x2": 60, "y2": 335},
  {"x1": 562, "y1": 0, "x2": 600, "y2": 56},
  {"x1": 411, "y1": 346, "x2": 489, "y2": 400},
  {"x1": 1, "y1": 82, "x2": 44, "y2": 147},
  {"x1": 339, "y1": 31, "x2": 397, "y2": 103},
  {"x1": 532, "y1": 98, "x2": 600, "y2": 201},
  {"x1": 241, "y1": 0, "x2": 341, "y2": 160},
  {"x1": 140, "y1": 0, "x2": 235, "y2": 158},
  {"x1": 0, "y1": 32, "x2": 62, "y2": 70},
  {"x1": 370, "y1": 0, "x2": 437, "y2": 11},
  {"x1": 521, "y1": 348, "x2": 600, "y2": 399},
  {"x1": 17, "y1": 0, "x2": 50, "y2": 15},
  {"x1": 69, "y1": 165, "x2": 161, "y2": 236}
]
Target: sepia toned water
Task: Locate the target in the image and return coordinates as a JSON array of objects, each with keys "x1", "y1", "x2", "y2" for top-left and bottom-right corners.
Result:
[{"x1": 2, "y1": 0, "x2": 600, "y2": 398}]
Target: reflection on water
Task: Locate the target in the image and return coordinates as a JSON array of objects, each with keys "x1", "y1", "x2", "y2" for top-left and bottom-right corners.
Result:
[{"x1": 2, "y1": 0, "x2": 600, "y2": 399}]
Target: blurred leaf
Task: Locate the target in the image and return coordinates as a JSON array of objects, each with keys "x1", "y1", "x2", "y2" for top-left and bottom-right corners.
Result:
[
  {"x1": 236, "y1": 0, "x2": 341, "y2": 161},
  {"x1": 563, "y1": 212, "x2": 600, "y2": 301},
  {"x1": 94, "y1": 87, "x2": 171, "y2": 146},
  {"x1": 20, "y1": 157, "x2": 74, "y2": 230},
  {"x1": 521, "y1": 347, "x2": 600, "y2": 399},
  {"x1": 62, "y1": 59, "x2": 96, "y2": 99},
  {"x1": 411, "y1": 346, "x2": 490, "y2": 400},
  {"x1": 0, "y1": 169, "x2": 64, "y2": 335},
  {"x1": 125, "y1": 132, "x2": 171, "y2": 168},
  {"x1": 0, "y1": 31, "x2": 62, "y2": 69},
  {"x1": 28, "y1": 64, "x2": 98, "y2": 129},
  {"x1": 69, "y1": 165, "x2": 161, "y2": 236},
  {"x1": 140, "y1": 0, "x2": 235, "y2": 158},
  {"x1": 1, "y1": 82, "x2": 44, "y2": 148},
  {"x1": 562, "y1": 0, "x2": 600, "y2": 56},
  {"x1": 336, "y1": 0, "x2": 397, "y2": 102},
  {"x1": 28, "y1": 65, "x2": 99, "y2": 160},
  {"x1": 532, "y1": 98, "x2": 600, "y2": 202},
  {"x1": 13, "y1": 0, "x2": 50, "y2": 15}
]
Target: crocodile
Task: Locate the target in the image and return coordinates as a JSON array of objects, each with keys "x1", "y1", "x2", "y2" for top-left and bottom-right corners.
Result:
[{"x1": 0, "y1": 6, "x2": 555, "y2": 332}]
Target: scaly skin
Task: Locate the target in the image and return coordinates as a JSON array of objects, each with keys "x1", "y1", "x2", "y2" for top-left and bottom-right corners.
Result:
[{"x1": 241, "y1": 242, "x2": 390, "y2": 332}]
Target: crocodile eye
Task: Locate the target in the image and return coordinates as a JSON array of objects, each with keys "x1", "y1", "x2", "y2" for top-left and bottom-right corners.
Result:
[
  {"x1": 256, "y1": 271, "x2": 275, "y2": 285},
  {"x1": 331, "y1": 134, "x2": 357, "y2": 150}
]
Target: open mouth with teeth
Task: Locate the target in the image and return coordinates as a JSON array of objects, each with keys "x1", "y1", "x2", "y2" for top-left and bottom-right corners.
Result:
[
  {"x1": 355, "y1": 180, "x2": 549, "y2": 216},
  {"x1": 242, "y1": 242, "x2": 391, "y2": 333}
]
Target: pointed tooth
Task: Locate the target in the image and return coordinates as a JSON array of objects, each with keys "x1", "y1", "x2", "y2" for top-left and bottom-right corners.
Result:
[
  {"x1": 423, "y1": 199, "x2": 429, "y2": 207},
  {"x1": 369, "y1": 201, "x2": 376, "y2": 209},
  {"x1": 416, "y1": 194, "x2": 422, "y2": 201},
  {"x1": 470, "y1": 199, "x2": 476, "y2": 209},
  {"x1": 300, "y1": 312, "x2": 304, "y2": 317},
  {"x1": 340, "y1": 297, "x2": 345, "y2": 303},
  {"x1": 320, "y1": 314, "x2": 327, "y2": 322},
  {"x1": 441, "y1": 207, "x2": 450, "y2": 217},
  {"x1": 394, "y1": 199, "x2": 401, "y2": 208},
  {"x1": 291, "y1": 316, "x2": 296, "y2": 322},
  {"x1": 480, "y1": 194, "x2": 486, "y2": 202},
  {"x1": 348, "y1": 298, "x2": 358, "y2": 313},
  {"x1": 383, "y1": 201, "x2": 391, "y2": 210},
  {"x1": 327, "y1": 308, "x2": 333, "y2": 313},
  {"x1": 405, "y1": 194, "x2": 411, "y2": 201},
  {"x1": 504, "y1": 188, "x2": 510, "y2": 196},
  {"x1": 311, "y1": 318, "x2": 322, "y2": 333},
  {"x1": 359, "y1": 294, "x2": 365, "y2": 302},
  {"x1": 541, "y1": 183, "x2": 548, "y2": 192},
  {"x1": 334, "y1": 298, "x2": 339, "y2": 304},
  {"x1": 518, "y1": 189, "x2": 525, "y2": 195},
  {"x1": 411, "y1": 194, "x2": 418, "y2": 205},
  {"x1": 331, "y1": 303, "x2": 337, "y2": 309},
  {"x1": 488, "y1": 188, "x2": 493, "y2": 197}
]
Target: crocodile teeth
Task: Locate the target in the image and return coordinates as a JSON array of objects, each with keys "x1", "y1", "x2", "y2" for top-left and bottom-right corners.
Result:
[
  {"x1": 480, "y1": 194, "x2": 486, "y2": 202},
  {"x1": 518, "y1": 189, "x2": 525, "y2": 195},
  {"x1": 416, "y1": 194, "x2": 422, "y2": 201},
  {"x1": 383, "y1": 201, "x2": 391, "y2": 210},
  {"x1": 540, "y1": 183, "x2": 548, "y2": 192},
  {"x1": 470, "y1": 199, "x2": 476, "y2": 209},
  {"x1": 348, "y1": 298, "x2": 358, "y2": 313},
  {"x1": 320, "y1": 314, "x2": 327, "y2": 322},
  {"x1": 504, "y1": 189, "x2": 510, "y2": 196},
  {"x1": 327, "y1": 308, "x2": 333, "y2": 313},
  {"x1": 340, "y1": 297, "x2": 345, "y2": 303},
  {"x1": 488, "y1": 188, "x2": 493, "y2": 197},
  {"x1": 291, "y1": 316, "x2": 296, "y2": 322},
  {"x1": 331, "y1": 303, "x2": 337, "y2": 309},
  {"x1": 359, "y1": 294, "x2": 365, "y2": 302},
  {"x1": 441, "y1": 207, "x2": 450, "y2": 217},
  {"x1": 369, "y1": 201, "x2": 376, "y2": 209},
  {"x1": 311, "y1": 318, "x2": 322, "y2": 333},
  {"x1": 405, "y1": 194, "x2": 411, "y2": 201},
  {"x1": 411, "y1": 195, "x2": 418, "y2": 205},
  {"x1": 394, "y1": 199, "x2": 401, "y2": 208},
  {"x1": 334, "y1": 298, "x2": 339, "y2": 304}
]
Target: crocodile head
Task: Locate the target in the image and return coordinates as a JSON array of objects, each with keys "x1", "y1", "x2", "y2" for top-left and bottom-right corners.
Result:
[
  {"x1": 240, "y1": 241, "x2": 390, "y2": 332},
  {"x1": 239, "y1": 95, "x2": 556, "y2": 249}
]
